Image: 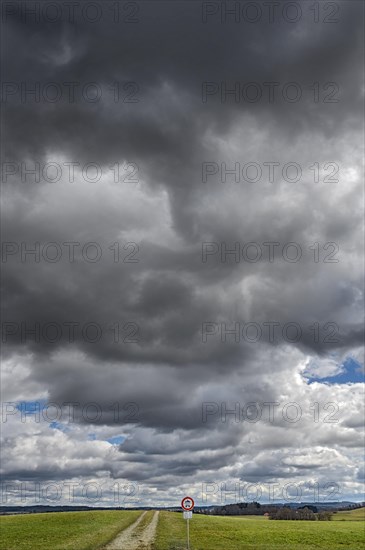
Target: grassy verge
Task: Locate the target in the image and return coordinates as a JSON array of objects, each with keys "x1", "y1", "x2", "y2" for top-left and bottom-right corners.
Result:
[{"x1": 0, "y1": 510, "x2": 142, "y2": 550}]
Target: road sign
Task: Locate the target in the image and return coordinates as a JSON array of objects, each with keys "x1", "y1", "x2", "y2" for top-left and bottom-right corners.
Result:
[
  {"x1": 181, "y1": 497, "x2": 194, "y2": 549},
  {"x1": 181, "y1": 496, "x2": 195, "y2": 511}
]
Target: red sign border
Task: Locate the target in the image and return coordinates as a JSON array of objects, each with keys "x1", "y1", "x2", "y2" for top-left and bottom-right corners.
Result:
[{"x1": 181, "y1": 496, "x2": 195, "y2": 511}]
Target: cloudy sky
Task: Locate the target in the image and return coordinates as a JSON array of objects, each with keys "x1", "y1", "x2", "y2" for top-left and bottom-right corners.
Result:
[{"x1": 1, "y1": 0, "x2": 364, "y2": 508}]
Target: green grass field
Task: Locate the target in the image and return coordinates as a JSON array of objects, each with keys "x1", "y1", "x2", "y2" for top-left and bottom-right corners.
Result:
[
  {"x1": 154, "y1": 509, "x2": 365, "y2": 550},
  {"x1": 0, "y1": 507, "x2": 364, "y2": 550},
  {"x1": 333, "y1": 507, "x2": 365, "y2": 521},
  {"x1": 0, "y1": 510, "x2": 142, "y2": 550}
]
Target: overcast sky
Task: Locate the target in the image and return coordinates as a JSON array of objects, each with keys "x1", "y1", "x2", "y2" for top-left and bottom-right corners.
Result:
[{"x1": 1, "y1": 0, "x2": 364, "y2": 508}]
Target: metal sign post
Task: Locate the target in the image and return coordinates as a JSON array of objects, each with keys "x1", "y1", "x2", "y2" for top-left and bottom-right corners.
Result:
[
  {"x1": 181, "y1": 497, "x2": 194, "y2": 550},
  {"x1": 183, "y1": 511, "x2": 192, "y2": 548},
  {"x1": 187, "y1": 513, "x2": 190, "y2": 549}
]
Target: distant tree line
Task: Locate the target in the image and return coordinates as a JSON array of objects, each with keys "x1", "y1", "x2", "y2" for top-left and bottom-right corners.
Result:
[
  {"x1": 196, "y1": 502, "x2": 334, "y2": 520},
  {"x1": 337, "y1": 503, "x2": 365, "y2": 511},
  {"x1": 196, "y1": 502, "x2": 276, "y2": 516},
  {"x1": 269, "y1": 506, "x2": 333, "y2": 521}
]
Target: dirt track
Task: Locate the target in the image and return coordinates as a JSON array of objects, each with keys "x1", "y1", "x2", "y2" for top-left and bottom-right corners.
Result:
[{"x1": 104, "y1": 510, "x2": 159, "y2": 550}]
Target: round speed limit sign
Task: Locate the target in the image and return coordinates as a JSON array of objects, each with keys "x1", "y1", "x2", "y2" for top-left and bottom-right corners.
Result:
[{"x1": 181, "y1": 496, "x2": 195, "y2": 511}]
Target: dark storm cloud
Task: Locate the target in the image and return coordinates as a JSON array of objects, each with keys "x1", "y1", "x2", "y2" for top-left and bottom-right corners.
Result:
[{"x1": 1, "y1": 0, "x2": 363, "y2": 164}]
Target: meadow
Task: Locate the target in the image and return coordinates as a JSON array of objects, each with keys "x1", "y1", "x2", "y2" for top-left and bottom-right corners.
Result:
[
  {"x1": 154, "y1": 508, "x2": 365, "y2": 550},
  {"x1": 0, "y1": 510, "x2": 141, "y2": 550},
  {"x1": 332, "y1": 507, "x2": 365, "y2": 521},
  {"x1": 0, "y1": 507, "x2": 364, "y2": 550}
]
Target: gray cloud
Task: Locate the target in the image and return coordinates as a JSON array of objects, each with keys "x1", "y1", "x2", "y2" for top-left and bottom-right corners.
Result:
[{"x1": 1, "y1": 0, "x2": 364, "y2": 506}]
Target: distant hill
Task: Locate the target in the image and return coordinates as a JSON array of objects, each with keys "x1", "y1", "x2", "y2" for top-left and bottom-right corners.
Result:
[
  {"x1": 192, "y1": 501, "x2": 365, "y2": 516},
  {"x1": 0, "y1": 505, "x2": 151, "y2": 516},
  {"x1": 1, "y1": 501, "x2": 363, "y2": 516}
]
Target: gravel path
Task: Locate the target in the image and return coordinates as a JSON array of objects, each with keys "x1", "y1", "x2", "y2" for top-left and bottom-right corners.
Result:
[{"x1": 104, "y1": 510, "x2": 159, "y2": 550}]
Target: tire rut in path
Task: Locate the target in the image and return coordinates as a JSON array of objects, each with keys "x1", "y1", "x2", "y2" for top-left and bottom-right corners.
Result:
[{"x1": 104, "y1": 510, "x2": 159, "y2": 550}]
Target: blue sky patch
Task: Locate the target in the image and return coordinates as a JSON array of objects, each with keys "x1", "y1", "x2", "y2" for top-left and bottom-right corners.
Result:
[
  {"x1": 106, "y1": 435, "x2": 125, "y2": 445},
  {"x1": 305, "y1": 357, "x2": 364, "y2": 385},
  {"x1": 16, "y1": 399, "x2": 47, "y2": 415},
  {"x1": 49, "y1": 421, "x2": 70, "y2": 433}
]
